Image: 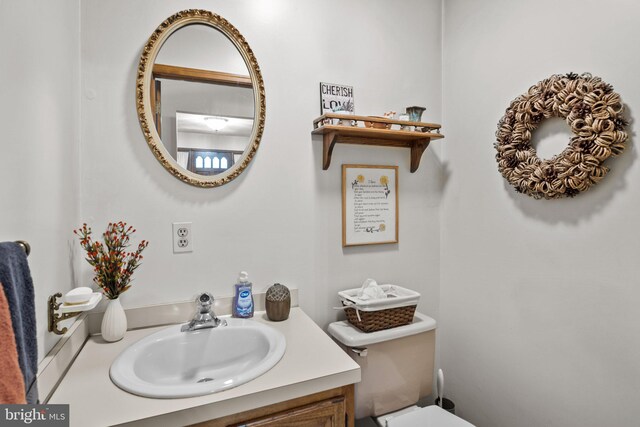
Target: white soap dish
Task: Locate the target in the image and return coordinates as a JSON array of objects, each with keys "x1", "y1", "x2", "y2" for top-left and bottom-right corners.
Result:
[{"x1": 60, "y1": 292, "x2": 102, "y2": 314}]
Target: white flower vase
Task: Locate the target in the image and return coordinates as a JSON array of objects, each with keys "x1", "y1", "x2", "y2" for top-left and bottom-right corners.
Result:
[{"x1": 101, "y1": 297, "x2": 127, "y2": 342}]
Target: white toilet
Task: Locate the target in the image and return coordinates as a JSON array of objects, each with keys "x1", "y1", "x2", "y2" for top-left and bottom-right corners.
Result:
[{"x1": 328, "y1": 312, "x2": 475, "y2": 427}]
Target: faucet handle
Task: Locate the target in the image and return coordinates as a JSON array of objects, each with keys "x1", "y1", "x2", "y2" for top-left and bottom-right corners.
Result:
[
  {"x1": 181, "y1": 292, "x2": 225, "y2": 332},
  {"x1": 196, "y1": 292, "x2": 214, "y2": 309}
]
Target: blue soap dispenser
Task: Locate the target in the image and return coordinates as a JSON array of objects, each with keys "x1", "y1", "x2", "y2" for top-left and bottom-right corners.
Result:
[{"x1": 233, "y1": 271, "x2": 254, "y2": 318}]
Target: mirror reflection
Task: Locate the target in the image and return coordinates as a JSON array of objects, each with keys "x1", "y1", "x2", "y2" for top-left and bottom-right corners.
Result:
[{"x1": 152, "y1": 24, "x2": 255, "y2": 176}]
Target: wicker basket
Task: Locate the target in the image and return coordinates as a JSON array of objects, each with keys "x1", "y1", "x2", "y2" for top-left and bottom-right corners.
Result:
[{"x1": 343, "y1": 303, "x2": 417, "y2": 333}]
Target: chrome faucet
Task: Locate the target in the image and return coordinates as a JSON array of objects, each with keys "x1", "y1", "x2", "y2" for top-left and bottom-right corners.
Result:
[{"x1": 181, "y1": 293, "x2": 227, "y2": 332}]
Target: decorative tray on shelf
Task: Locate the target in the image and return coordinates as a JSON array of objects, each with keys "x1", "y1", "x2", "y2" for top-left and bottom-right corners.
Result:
[{"x1": 311, "y1": 113, "x2": 444, "y2": 172}]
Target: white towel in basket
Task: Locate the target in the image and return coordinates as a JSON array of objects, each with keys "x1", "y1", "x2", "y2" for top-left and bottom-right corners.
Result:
[{"x1": 357, "y1": 278, "x2": 386, "y2": 300}]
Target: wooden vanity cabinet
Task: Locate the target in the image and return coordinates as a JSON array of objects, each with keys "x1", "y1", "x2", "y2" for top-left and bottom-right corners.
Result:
[{"x1": 190, "y1": 385, "x2": 354, "y2": 427}]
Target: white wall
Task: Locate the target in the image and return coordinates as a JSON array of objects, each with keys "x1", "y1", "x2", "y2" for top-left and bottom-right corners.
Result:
[
  {"x1": 80, "y1": 0, "x2": 443, "y2": 331},
  {"x1": 156, "y1": 23, "x2": 249, "y2": 74},
  {"x1": 161, "y1": 80, "x2": 254, "y2": 155},
  {"x1": 441, "y1": 1, "x2": 640, "y2": 426},
  {"x1": 10, "y1": 3, "x2": 637, "y2": 422},
  {"x1": 0, "y1": 0, "x2": 80, "y2": 360},
  {"x1": 177, "y1": 133, "x2": 249, "y2": 152}
]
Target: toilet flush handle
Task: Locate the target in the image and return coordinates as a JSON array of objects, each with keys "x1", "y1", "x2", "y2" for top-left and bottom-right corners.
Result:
[{"x1": 351, "y1": 347, "x2": 368, "y2": 357}]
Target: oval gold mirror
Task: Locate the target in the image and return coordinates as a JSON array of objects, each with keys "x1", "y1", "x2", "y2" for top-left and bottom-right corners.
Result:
[{"x1": 136, "y1": 10, "x2": 265, "y2": 187}]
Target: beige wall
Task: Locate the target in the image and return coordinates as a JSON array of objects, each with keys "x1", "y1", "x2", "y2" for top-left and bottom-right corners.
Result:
[{"x1": 441, "y1": 1, "x2": 640, "y2": 426}]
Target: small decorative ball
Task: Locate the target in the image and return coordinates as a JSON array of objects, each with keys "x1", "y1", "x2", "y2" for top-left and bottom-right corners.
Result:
[{"x1": 266, "y1": 283, "x2": 291, "y2": 321}]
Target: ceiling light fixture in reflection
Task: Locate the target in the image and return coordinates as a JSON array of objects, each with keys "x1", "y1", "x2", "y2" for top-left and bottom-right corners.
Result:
[{"x1": 204, "y1": 117, "x2": 228, "y2": 131}]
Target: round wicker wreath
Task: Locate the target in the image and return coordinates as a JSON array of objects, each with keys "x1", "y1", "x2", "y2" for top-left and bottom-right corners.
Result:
[{"x1": 495, "y1": 73, "x2": 628, "y2": 199}]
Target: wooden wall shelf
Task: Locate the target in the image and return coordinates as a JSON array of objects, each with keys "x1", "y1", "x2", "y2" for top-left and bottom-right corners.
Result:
[{"x1": 311, "y1": 114, "x2": 444, "y2": 172}]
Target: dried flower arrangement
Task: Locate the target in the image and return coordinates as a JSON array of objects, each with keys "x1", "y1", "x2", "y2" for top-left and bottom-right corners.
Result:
[
  {"x1": 74, "y1": 222, "x2": 149, "y2": 300},
  {"x1": 495, "y1": 73, "x2": 628, "y2": 199}
]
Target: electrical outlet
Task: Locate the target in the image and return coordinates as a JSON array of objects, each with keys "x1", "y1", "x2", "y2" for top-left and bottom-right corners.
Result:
[{"x1": 172, "y1": 222, "x2": 192, "y2": 253}]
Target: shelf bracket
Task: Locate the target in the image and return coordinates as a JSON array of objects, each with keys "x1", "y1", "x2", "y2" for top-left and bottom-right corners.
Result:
[
  {"x1": 410, "y1": 139, "x2": 432, "y2": 173},
  {"x1": 48, "y1": 293, "x2": 82, "y2": 335},
  {"x1": 322, "y1": 131, "x2": 338, "y2": 170}
]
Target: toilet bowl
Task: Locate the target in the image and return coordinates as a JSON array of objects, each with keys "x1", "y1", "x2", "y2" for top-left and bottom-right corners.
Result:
[{"x1": 328, "y1": 312, "x2": 475, "y2": 427}]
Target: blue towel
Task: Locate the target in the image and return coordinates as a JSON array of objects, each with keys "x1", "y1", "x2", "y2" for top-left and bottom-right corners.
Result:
[{"x1": 0, "y1": 242, "x2": 38, "y2": 404}]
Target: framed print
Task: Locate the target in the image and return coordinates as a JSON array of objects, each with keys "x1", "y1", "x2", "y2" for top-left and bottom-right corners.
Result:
[
  {"x1": 342, "y1": 164, "x2": 398, "y2": 247},
  {"x1": 320, "y1": 82, "x2": 354, "y2": 114}
]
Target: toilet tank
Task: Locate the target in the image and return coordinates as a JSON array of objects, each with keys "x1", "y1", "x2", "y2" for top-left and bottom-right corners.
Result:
[{"x1": 328, "y1": 312, "x2": 436, "y2": 419}]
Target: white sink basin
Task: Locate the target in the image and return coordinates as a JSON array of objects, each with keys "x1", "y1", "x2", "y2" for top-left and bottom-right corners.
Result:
[{"x1": 109, "y1": 318, "x2": 286, "y2": 398}]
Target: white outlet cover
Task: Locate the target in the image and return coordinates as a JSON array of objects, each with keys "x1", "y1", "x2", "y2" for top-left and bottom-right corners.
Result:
[{"x1": 172, "y1": 222, "x2": 193, "y2": 253}]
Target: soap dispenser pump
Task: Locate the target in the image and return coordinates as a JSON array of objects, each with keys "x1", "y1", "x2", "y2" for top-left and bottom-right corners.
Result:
[{"x1": 233, "y1": 271, "x2": 254, "y2": 318}]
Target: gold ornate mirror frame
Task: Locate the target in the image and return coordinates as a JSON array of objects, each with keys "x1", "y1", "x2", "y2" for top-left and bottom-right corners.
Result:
[{"x1": 136, "y1": 9, "x2": 265, "y2": 187}]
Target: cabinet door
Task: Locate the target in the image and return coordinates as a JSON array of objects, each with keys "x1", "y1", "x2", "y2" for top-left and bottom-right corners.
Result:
[{"x1": 237, "y1": 397, "x2": 346, "y2": 427}]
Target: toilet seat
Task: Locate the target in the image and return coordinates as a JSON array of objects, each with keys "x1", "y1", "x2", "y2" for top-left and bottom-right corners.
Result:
[{"x1": 383, "y1": 405, "x2": 476, "y2": 427}]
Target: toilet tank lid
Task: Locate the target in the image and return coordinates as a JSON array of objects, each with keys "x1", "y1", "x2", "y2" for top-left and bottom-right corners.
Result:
[
  {"x1": 387, "y1": 405, "x2": 476, "y2": 427},
  {"x1": 327, "y1": 311, "x2": 436, "y2": 347}
]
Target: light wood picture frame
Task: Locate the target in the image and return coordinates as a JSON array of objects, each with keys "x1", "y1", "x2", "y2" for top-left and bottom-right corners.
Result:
[{"x1": 342, "y1": 164, "x2": 398, "y2": 247}]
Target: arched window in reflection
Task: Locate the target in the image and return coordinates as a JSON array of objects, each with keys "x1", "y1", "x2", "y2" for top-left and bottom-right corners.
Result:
[{"x1": 187, "y1": 150, "x2": 241, "y2": 175}]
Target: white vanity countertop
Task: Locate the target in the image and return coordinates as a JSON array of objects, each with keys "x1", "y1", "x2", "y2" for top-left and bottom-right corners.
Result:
[{"x1": 49, "y1": 308, "x2": 361, "y2": 427}]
